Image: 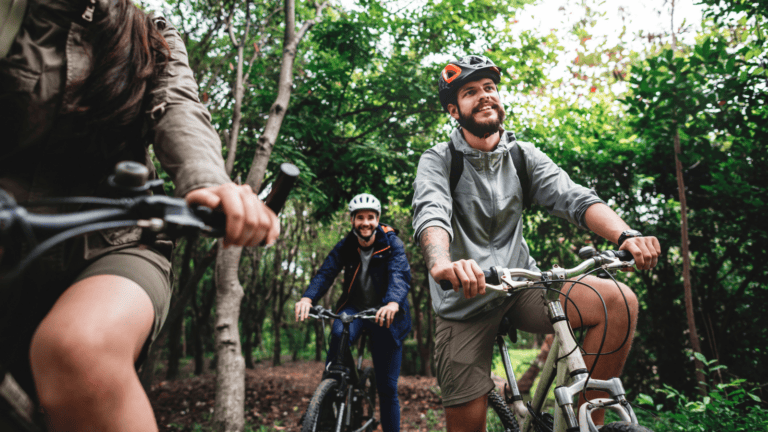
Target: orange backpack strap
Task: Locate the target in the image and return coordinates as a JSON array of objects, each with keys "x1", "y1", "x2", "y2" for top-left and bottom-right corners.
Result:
[{"x1": 380, "y1": 224, "x2": 394, "y2": 234}]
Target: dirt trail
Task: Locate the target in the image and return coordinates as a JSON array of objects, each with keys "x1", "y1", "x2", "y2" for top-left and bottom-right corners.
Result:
[{"x1": 149, "y1": 360, "x2": 446, "y2": 431}]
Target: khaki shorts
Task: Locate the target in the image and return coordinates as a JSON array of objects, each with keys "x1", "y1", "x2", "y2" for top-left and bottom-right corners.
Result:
[
  {"x1": 435, "y1": 288, "x2": 554, "y2": 407},
  {"x1": 0, "y1": 244, "x2": 172, "y2": 398}
]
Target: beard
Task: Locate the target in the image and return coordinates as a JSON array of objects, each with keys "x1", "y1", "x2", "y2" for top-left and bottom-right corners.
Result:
[{"x1": 457, "y1": 103, "x2": 506, "y2": 138}]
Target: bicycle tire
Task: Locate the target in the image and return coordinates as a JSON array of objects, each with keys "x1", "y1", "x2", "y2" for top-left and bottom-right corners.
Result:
[
  {"x1": 487, "y1": 390, "x2": 520, "y2": 432},
  {"x1": 350, "y1": 367, "x2": 377, "y2": 431},
  {"x1": 301, "y1": 378, "x2": 344, "y2": 432},
  {"x1": 600, "y1": 422, "x2": 652, "y2": 432}
]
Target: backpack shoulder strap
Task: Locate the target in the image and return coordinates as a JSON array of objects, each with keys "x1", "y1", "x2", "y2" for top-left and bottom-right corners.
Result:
[
  {"x1": 449, "y1": 132, "x2": 531, "y2": 210},
  {"x1": 448, "y1": 138, "x2": 464, "y2": 195},
  {"x1": 508, "y1": 133, "x2": 531, "y2": 210}
]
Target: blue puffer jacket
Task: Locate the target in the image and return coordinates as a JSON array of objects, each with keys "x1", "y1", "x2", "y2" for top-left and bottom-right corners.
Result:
[{"x1": 302, "y1": 223, "x2": 412, "y2": 345}]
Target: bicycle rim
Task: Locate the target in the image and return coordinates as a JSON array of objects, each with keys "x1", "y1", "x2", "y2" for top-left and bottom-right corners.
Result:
[{"x1": 301, "y1": 379, "x2": 344, "y2": 432}]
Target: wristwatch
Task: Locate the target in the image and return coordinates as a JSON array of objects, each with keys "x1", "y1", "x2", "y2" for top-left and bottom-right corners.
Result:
[{"x1": 617, "y1": 230, "x2": 643, "y2": 247}]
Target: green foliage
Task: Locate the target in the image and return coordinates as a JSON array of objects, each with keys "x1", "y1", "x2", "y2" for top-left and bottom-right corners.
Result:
[
  {"x1": 636, "y1": 355, "x2": 768, "y2": 431},
  {"x1": 148, "y1": 0, "x2": 768, "y2": 419},
  {"x1": 619, "y1": 9, "x2": 768, "y2": 395}
]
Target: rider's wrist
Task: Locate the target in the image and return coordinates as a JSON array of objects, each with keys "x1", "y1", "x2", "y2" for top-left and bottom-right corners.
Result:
[{"x1": 617, "y1": 229, "x2": 643, "y2": 247}]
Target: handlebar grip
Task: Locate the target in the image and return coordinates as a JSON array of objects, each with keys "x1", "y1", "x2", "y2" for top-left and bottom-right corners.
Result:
[
  {"x1": 614, "y1": 249, "x2": 633, "y2": 261},
  {"x1": 191, "y1": 205, "x2": 227, "y2": 238},
  {"x1": 264, "y1": 163, "x2": 300, "y2": 215},
  {"x1": 439, "y1": 267, "x2": 499, "y2": 291}
]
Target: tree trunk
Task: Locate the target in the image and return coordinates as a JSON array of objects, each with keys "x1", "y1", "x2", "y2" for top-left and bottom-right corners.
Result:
[
  {"x1": 212, "y1": 1, "x2": 329, "y2": 429},
  {"x1": 674, "y1": 128, "x2": 706, "y2": 395},
  {"x1": 166, "y1": 315, "x2": 184, "y2": 380},
  {"x1": 670, "y1": 0, "x2": 706, "y2": 396},
  {"x1": 213, "y1": 246, "x2": 246, "y2": 432}
]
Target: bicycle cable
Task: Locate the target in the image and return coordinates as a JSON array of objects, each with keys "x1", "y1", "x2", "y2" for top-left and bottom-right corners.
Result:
[
  {"x1": 0, "y1": 220, "x2": 138, "y2": 287},
  {"x1": 562, "y1": 270, "x2": 635, "y2": 408}
]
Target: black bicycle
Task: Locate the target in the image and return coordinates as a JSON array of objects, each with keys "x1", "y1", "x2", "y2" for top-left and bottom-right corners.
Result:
[
  {"x1": 0, "y1": 161, "x2": 298, "y2": 431},
  {"x1": 299, "y1": 305, "x2": 380, "y2": 432}
]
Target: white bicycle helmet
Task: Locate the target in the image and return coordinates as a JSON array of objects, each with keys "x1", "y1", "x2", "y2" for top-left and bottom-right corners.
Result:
[{"x1": 348, "y1": 193, "x2": 381, "y2": 215}]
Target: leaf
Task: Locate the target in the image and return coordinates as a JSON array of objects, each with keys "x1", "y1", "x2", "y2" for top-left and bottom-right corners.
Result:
[{"x1": 637, "y1": 393, "x2": 655, "y2": 406}]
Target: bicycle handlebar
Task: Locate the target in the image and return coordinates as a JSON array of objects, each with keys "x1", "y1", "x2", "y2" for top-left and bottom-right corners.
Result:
[
  {"x1": 0, "y1": 161, "x2": 300, "y2": 284},
  {"x1": 307, "y1": 305, "x2": 381, "y2": 322},
  {"x1": 438, "y1": 249, "x2": 634, "y2": 292}
]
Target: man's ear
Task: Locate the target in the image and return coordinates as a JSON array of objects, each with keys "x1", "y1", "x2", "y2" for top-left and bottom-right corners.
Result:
[{"x1": 447, "y1": 103, "x2": 460, "y2": 121}]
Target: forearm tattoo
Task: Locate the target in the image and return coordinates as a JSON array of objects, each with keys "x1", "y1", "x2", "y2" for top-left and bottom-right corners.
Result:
[{"x1": 419, "y1": 227, "x2": 451, "y2": 271}]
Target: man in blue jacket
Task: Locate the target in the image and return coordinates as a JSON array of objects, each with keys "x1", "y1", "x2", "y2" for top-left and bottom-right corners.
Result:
[{"x1": 295, "y1": 193, "x2": 411, "y2": 432}]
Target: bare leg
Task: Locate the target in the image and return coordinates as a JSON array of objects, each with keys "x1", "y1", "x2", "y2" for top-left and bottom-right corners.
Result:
[
  {"x1": 561, "y1": 275, "x2": 638, "y2": 424},
  {"x1": 445, "y1": 394, "x2": 488, "y2": 432},
  {"x1": 30, "y1": 275, "x2": 158, "y2": 432}
]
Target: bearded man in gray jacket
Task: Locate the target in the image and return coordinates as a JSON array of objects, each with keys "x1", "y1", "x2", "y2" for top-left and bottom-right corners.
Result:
[{"x1": 411, "y1": 55, "x2": 661, "y2": 431}]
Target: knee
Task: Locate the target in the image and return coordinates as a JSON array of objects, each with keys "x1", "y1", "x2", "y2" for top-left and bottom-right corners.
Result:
[
  {"x1": 30, "y1": 321, "x2": 127, "y2": 410},
  {"x1": 600, "y1": 281, "x2": 639, "y2": 326},
  {"x1": 376, "y1": 378, "x2": 398, "y2": 400}
]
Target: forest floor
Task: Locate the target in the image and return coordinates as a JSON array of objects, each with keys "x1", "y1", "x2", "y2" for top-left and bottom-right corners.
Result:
[{"x1": 149, "y1": 359, "x2": 449, "y2": 431}]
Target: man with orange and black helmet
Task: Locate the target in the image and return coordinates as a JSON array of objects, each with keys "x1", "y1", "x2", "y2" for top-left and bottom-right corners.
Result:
[{"x1": 412, "y1": 55, "x2": 661, "y2": 430}]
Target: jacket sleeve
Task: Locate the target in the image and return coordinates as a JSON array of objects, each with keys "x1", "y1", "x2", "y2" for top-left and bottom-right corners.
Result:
[
  {"x1": 143, "y1": 19, "x2": 231, "y2": 198},
  {"x1": 412, "y1": 145, "x2": 454, "y2": 243},
  {"x1": 302, "y1": 239, "x2": 345, "y2": 302},
  {"x1": 522, "y1": 142, "x2": 606, "y2": 229},
  {"x1": 382, "y1": 234, "x2": 412, "y2": 306}
]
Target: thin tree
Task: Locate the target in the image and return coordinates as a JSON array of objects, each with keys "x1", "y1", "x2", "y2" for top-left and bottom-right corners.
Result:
[
  {"x1": 669, "y1": 0, "x2": 706, "y2": 395},
  {"x1": 212, "y1": 0, "x2": 330, "y2": 429}
]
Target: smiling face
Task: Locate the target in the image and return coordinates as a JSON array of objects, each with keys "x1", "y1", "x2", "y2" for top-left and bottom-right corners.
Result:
[
  {"x1": 351, "y1": 209, "x2": 379, "y2": 242},
  {"x1": 447, "y1": 77, "x2": 506, "y2": 138}
]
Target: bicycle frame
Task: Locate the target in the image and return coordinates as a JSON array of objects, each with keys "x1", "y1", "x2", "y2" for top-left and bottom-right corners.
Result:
[
  {"x1": 313, "y1": 309, "x2": 377, "y2": 432},
  {"x1": 496, "y1": 281, "x2": 640, "y2": 432}
]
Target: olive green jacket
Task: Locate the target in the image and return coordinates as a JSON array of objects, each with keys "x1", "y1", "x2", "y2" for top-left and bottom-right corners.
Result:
[{"x1": 0, "y1": 0, "x2": 230, "y2": 261}]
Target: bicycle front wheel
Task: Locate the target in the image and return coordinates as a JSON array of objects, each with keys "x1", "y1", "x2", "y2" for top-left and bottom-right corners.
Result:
[
  {"x1": 350, "y1": 367, "x2": 377, "y2": 431},
  {"x1": 601, "y1": 422, "x2": 652, "y2": 432},
  {"x1": 487, "y1": 390, "x2": 520, "y2": 432},
  {"x1": 301, "y1": 379, "x2": 344, "y2": 432}
]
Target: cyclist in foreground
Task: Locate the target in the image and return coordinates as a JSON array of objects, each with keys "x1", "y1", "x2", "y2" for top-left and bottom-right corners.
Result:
[
  {"x1": 411, "y1": 55, "x2": 661, "y2": 431},
  {"x1": 295, "y1": 194, "x2": 411, "y2": 432},
  {"x1": 0, "y1": 0, "x2": 278, "y2": 431}
]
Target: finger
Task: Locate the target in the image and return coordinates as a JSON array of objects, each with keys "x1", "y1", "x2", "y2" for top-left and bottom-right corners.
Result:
[
  {"x1": 621, "y1": 240, "x2": 643, "y2": 269},
  {"x1": 215, "y1": 184, "x2": 246, "y2": 248},
  {"x1": 239, "y1": 187, "x2": 264, "y2": 247},
  {"x1": 185, "y1": 188, "x2": 222, "y2": 210},
  {"x1": 388, "y1": 311, "x2": 393, "y2": 328},
  {"x1": 469, "y1": 260, "x2": 486, "y2": 295},
  {"x1": 452, "y1": 262, "x2": 470, "y2": 298},
  {"x1": 461, "y1": 260, "x2": 479, "y2": 298}
]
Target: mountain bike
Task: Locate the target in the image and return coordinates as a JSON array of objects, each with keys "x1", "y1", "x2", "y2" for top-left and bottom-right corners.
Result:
[
  {"x1": 299, "y1": 305, "x2": 380, "y2": 432},
  {"x1": 441, "y1": 247, "x2": 651, "y2": 432},
  {"x1": 0, "y1": 161, "x2": 299, "y2": 432}
]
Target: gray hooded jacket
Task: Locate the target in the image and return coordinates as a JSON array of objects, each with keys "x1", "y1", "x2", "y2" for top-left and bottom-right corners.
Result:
[{"x1": 411, "y1": 128, "x2": 605, "y2": 320}]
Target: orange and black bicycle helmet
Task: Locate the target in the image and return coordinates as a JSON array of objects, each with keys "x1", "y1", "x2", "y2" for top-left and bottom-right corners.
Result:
[{"x1": 438, "y1": 55, "x2": 502, "y2": 112}]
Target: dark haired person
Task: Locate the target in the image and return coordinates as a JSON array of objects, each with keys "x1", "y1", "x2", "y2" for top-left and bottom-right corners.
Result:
[
  {"x1": 0, "y1": 0, "x2": 278, "y2": 430},
  {"x1": 295, "y1": 194, "x2": 411, "y2": 431},
  {"x1": 411, "y1": 55, "x2": 661, "y2": 431}
]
